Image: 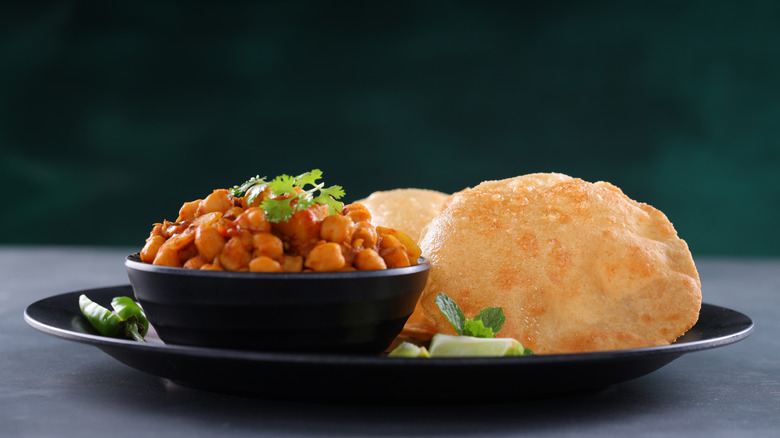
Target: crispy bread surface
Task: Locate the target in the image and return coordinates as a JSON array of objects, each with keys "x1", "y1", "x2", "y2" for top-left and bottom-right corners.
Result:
[
  {"x1": 418, "y1": 173, "x2": 701, "y2": 354},
  {"x1": 356, "y1": 188, "x2": 450, "y2": 243},
  {"x1": 357, "y1": 188, "x2": 450, "y2": 338}
]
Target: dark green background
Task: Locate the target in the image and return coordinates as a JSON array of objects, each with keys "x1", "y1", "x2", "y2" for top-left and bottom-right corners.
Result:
[{"x1": 1, "y1": 1, "x2": 778, "y2": 256}]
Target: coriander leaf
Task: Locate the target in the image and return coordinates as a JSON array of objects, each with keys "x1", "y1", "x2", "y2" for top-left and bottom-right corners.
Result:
[
  {"x1": 245, "y1": 182, "x2": 269, "y2": 206},
  {"x1": 268, "y1": 174, "x2": 297, "y2": 197},
  {"x1": 261, "y1": 198, "x2": 296, "y2": 222},
  {"x1": 435, "y1": 293, "x2": 466, "y2": 335},
  {"x1": 463, "y1": 318, "x2": 496, "y2": 338},
  {"x1": 230, "y1": 175, "x2": 267, "y2": 198},
  {"x1": 474, "y1": 306, "x2": 506, "y2": 335},
  {"x1": 232, "y1": 169, "x2": 346, "y2": 223},
  {"x1": 315, "y1": 185, "x2": 346, "y2": 215},
  {"x1": 294, "y1": 169, "x2": 323, "y2": 188}
]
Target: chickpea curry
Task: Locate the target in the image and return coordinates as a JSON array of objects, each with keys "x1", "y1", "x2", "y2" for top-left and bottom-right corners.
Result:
[{"x1": 139, "y1": 170, "x2": 422, "y2": 272}]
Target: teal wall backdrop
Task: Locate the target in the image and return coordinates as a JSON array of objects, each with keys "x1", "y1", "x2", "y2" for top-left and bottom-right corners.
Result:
[{"x1": 1, "y1": 1, "x2": 778, "y2": 256}]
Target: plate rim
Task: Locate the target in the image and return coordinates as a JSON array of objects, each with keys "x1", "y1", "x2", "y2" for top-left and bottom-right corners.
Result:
[{"x1": 24, "y1": 285, "x2": 755, "y2": 367}]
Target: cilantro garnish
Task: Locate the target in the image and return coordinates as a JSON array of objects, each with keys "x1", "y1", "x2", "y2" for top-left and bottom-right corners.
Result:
[
  {"x1": 230, "y1": 169, "x2": 345, "y2": 223},
  {"x1": 435, "y1": 293, "x2": 506, "y2": 338},
  {"x1": 229, "y1": 175, "x2": 269, "y2": 206}
]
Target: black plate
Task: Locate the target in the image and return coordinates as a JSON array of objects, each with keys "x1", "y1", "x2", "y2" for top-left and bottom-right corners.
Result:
[{"x1": 25, "y1": 285, "x2": 753, "y2": 402}]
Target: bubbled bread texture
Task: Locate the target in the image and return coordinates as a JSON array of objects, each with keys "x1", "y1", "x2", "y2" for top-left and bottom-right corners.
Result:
[
  {"x1": 418, "y1": 173, "x2": 701, "y2": 354},
  {"x1": 356, "y1": 188, "x2": 450, "y2": 243}
]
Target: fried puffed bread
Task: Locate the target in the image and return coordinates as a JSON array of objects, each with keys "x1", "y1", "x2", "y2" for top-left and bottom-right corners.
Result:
[
  {"x1": 356, "y1": 188, "x2": 450, "y2": 339},
  {"x1": 418, "y1": 173, "x2": 702, "y2": 354},
  {"x1": 356, "y1": 188, "x2": 450, "y2": 243}
]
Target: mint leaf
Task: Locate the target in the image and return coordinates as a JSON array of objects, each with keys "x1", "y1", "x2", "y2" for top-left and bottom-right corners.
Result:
[
  {"x1": 475, "y1": 306, "x2": 505, "y2": 335},
  {"x1": 463, "y1": 318, "x2": 495, "y2": 338},
  {"x1": 435, "y1": 293, "x2": 465, "y2": 335},
  {"x1": 436, "y1": 294, "x2": 508, "y2": 338}
]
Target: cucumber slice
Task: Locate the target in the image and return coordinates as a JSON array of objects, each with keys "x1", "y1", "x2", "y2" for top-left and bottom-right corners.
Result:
[{"x1": 428, "y1": 334, "x2": 532, "y2": 357}]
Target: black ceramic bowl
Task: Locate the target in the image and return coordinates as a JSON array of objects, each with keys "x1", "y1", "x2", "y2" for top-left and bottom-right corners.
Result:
[{"x1": 125, "y1": 254, "x2": 430, "y2": 354}]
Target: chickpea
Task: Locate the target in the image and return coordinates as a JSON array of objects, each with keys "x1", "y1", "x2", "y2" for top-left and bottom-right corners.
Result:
[
  {"x1": 140, "y1": 235, "x2": 165, "y2": 263},
  {"x1": 190, "y1": 211, "x2": 220, "y2": 229},
  {"x1": 149, "y1": 223, "x2": 164, "y2": 238},
  {"x1": 249, "y1": 256, "x2": 283, "y2": 272},
  {"x1": 342, "y1": 203, "x2": 371, "y2": 223},
  {"x1": 163, "y1": 220, "x2": 188, "y2": 238},
  {"x1": 304, "y1": 242, "x2": 345, "y2": 272},
  {"x1": 280, "y1": 255, "x2": 304, "y2": 272},
  {"x1": 178, "y1": 200, "x2": 201, "y2": 222},
  {"x1": 273, "y1": 204, "x2": 329, "y2": 243},
  {"x1": 354, "y1": 248, "x2": 387, "y2": 271},
  {"x1": 340, "y1": 244, "x2": 357, "y2": 267},
  {"x1": 200, "y1": 262, "x2": 223, "y2": 271},
  {"x1": 219, "y1": 236, "x2": 251, "y2": 271},
  {"x1": 237, "y1": 207, "x2": 271, "y2": 232},
  {"x1": 224, "y1": 206, "x2": 244, "y2": 220},
  {"x1": 320, "y1": 215, "x2": 355, "y2": 243},
  {"x1": 378, "y1": 227, "x2": 422, "y2": 263},
  {"x1": 237, "y1": 229, "x2": 254, "y2": 249},
  {"x1": 195, "y1": 225, "x2": 225, "y2": 261},
  {"x1": 352, "y1": 221, "x2": 378, "y2": 248},
  {"x1": 183, "y1": 255, "x2": 207, "y2": 270},
  {"x1": 153, "y1": 246, "x2": 180, "y2": 267},
  {"x1": 199, "y1": 189, "x2": 233, "y2": 214},
  {"x1": 177, "y1": 243, "x2": 199, "y2": 264},
  {"x1": 165, "y1": 230, "x2": 196, "y2": 251},
  {"x1": 143, "y1": 189, "x2": 408, "y2": 272},
  {"x1": 381, "y1": 246, "x2": 411, "y2": 268},
  {"x1": 150, "y1": 231, "x2": 193, "y2": 266},
  {"x1": 252, "y1": 232, "x2": 284, "y2": 260}
]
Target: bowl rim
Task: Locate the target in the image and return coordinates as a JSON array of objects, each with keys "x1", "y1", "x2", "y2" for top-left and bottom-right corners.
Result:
[{"x1": 125, "y1": 253, "x2": 430, "y2": 279}]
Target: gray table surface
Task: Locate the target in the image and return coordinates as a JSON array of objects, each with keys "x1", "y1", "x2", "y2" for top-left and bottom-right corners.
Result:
[{"x1": 1, "y1": 246, "x2": 778, "y2": 437}]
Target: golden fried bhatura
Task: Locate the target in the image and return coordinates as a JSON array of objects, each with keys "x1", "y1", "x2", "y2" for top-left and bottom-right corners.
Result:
[
  {"x1": 417, "y1": 173, "x2": 702, "y2": 354},
  {"x1": 356, "y1": 188, "x2": 450, "y2": 243},
  {"x1": 356, "y1": 188, "x2": 450, "y2": 340}
]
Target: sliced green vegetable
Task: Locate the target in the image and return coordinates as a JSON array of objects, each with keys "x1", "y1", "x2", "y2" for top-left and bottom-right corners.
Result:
[
  {"x1": 428, "y1": 334, "x2": 533, "y2": 357},
  {"x1": 387, "y1": 342, "x2": 430, "y2": 358}
]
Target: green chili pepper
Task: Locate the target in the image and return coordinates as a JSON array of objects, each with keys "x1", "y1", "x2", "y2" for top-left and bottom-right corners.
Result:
[
  {"x1": 109, "y1": 296, "x2": 149, "y2": 337},
  {"x1": 78, "y1": 294, "x2": 148, "y2": 342}
]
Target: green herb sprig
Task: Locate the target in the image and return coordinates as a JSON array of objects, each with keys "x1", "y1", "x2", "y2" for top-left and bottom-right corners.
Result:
[
  {"x1": 435, "y1": 293, "x2": 506, "y2": 338},
  {"x1": 388, "y1": 294, "x2": 534, "y2": 358},
  {"x1": 230, "y1": 169, "x2": 345, "y2": 223}
]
